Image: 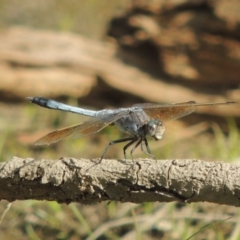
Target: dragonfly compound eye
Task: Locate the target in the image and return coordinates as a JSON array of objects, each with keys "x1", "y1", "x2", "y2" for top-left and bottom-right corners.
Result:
[{"x1": 146, "y1": 120, "x2": 165, "y2": 140}]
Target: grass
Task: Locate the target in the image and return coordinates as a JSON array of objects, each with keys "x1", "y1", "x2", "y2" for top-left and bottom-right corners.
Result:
[
  {"x1": 0, "y1": 98, "x2": 240, "y2": 240},
  {"x1": 0, "y1": 0, "x2": 131, "y2": 40}
]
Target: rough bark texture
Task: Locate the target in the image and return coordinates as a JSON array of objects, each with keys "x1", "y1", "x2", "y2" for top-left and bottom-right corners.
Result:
[{"x1": 1, "y1": 157, "x2": 240, "y2": 206}]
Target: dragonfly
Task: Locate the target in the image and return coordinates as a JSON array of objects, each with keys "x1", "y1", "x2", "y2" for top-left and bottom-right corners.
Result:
[{"x1": 27, "y1": 97, "x2": 234, "y2": 160}]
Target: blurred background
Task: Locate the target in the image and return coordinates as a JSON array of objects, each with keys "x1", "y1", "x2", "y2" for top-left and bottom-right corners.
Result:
[{"x1": 0, "y1": 0, "x2": 240, "y2": 239}]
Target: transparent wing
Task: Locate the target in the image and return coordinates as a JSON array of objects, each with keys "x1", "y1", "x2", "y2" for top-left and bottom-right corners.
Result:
[
  {"x1": 133, "y1": 101, "x2": 234, "y2": 121},
  {"x1": 35, "y1": 110, "x2": 128, "y2": 145}
]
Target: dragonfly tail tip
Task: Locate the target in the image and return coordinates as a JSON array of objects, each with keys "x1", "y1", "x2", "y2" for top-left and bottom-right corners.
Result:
[{"x1": 26, "y1": 97, "x2": 34, "y2": 102}]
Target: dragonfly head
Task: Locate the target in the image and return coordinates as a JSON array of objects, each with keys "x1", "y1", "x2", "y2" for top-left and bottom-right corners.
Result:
[{"x1": 145, "y1": 119, "x2": 165, "y2": 140}]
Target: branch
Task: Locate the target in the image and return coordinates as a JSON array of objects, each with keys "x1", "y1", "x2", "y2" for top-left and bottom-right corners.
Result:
[{"x1": 0, "y1": 157, "x2": 239, "y2": 206}]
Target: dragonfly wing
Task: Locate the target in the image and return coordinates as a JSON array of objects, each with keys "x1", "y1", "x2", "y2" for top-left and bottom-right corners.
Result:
[
  {"x1": 133, "y1": 101, "x2": 234, "y2": 121},
  {"x1": 35, "y1": 123, "x2": 84, "y2": 145},
  {"x1": 72, "y1": 110, "x2": 128, "y2": 138},
  {"x1": 133, "y1": 101, "x2": 196, "y2": 121},
  {"x1": 35, "y1": 110, "x2": 128, "y2": 145}
]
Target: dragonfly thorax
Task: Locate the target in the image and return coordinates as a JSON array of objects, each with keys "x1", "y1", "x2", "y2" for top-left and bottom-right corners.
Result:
[{"x1": 144, "y1": 119, "x2": 165, "y2": 140}]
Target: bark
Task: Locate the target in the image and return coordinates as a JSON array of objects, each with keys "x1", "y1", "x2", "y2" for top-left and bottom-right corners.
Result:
[{"x1": 1, "y1": 157, "x2": 240, "y2": 206}]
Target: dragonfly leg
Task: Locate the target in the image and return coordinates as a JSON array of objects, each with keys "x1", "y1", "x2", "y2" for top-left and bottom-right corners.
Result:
[
  {"x1": 101, "y1": 137, "x2": 136, "y2": 160},
  {"x1": 130, "y1": 138, "x2": 142, "y2": 160},
  {"x1": 142, "y1": 137, "x2": 156, "y2": 159},
  {"x1": 122, "y1": 137, "x2": 139, "y2": 159},
  {"x1": 141, "y1": 140, "x2": 145, "y2": 151}
]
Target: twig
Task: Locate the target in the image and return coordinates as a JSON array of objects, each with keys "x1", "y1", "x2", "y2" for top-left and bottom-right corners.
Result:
[{"x1": 0, "y1": 157, "x2": 239, "y2": 207}]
